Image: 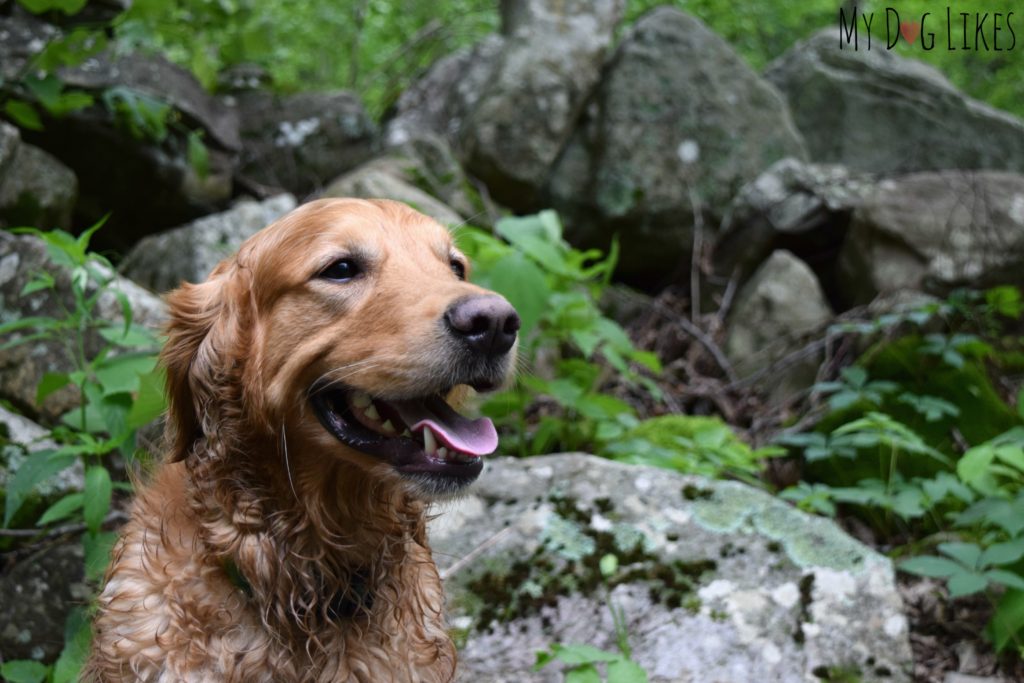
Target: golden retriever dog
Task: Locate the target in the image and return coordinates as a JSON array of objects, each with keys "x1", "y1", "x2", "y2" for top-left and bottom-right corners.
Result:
[{"x1": 85, "y1": 199, "x2": 519, "y2": 682}]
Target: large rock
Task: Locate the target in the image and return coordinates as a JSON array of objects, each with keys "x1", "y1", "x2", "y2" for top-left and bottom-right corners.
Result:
[
  {"x1": 322, "y1": 159, "x2": 464, "y2": 227},
  {"x1": 714, "y1": 158, "x2": 874, "y2": 295},
  {"x1": 765, "y1": 30, "x2": 1024, "y2": 175},
  {"x1": 120, "y1": 194, "x2": 296, "y2": 293},
  {"x1": 0, "y1": 122, "x2": 78, "y2": 230},
  {"x1": 0, "y1": 542, "x2": 88, "y2": 663},
  {"x1": 547, "y1": 8, "x2": 806, "y2": 285},
  {"x1": 430, "y1": 454, "x2": 911, "y2": 682},
  {"x1": 388, "y1": 0, "x2": 623, "y2": 211},
  {"x1": 385, "y1": 37, "x2": 505, "y2": 150},
  {"x1": 1, "y1": 12, "x2": 240, "y2": 248},
  {"x1": 232, "y1": 90, "x2": 378, "y2": 196},
  {"x1": 0, "y1": 406, "x2": 83, "y2": 506},
  {"x1": 838, "y1": 171, "x2": 1024, "y2": 304},
  {"x1": 458, "y1": 0, "x2": 624, "y2": 209},
  {"x1": 0, "y1": 232, "x2": 165, "y2": 422},
  {"x1": 725, "y1": 251, "x2": 833, "y2": 402}
]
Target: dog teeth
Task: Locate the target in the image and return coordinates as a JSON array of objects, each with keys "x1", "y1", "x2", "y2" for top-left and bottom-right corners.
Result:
[
  {"x1": 364, "y1": 404, "x2": 381, "y2": 421},
  {"x1": 423, "y1": 427, "x2": 436, "y2": 455},
  {"x1": 381, "y1": 420, "x2": 396, "y2": 435},
  {"x1": 351, "y1": 393, "x2": 371, "y2": 409},
  {"x1": 436, "y1": 446, "x2": 449, "y2": 460},
  {"x1": 402, "y1": 429, "x2": 412, "y2": 438}
]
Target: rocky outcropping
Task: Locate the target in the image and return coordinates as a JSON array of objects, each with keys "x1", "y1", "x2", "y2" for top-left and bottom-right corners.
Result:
[
  {"x1": 0, "y1": 232, "x2": 165, "y2": 422},
  {"x1": 725, "y1": 251, "x2": 833, "y2": 403},
  {"x1": 547, "y1": 7, "x2": 806, "y2": 284},
  {"x1": 121, "y1": 194, "x2": 296, "y2": 293},
  {"x1": 458, "y1": 0, "x2": 625, "y2": 209},
  {"x1": 766, "y1": 30, "x2": 1024, "y2": 175},
  {"x1": 714, "y1": 158, "x2": 874, "y2": 294},
  {"x1": 323, "y1": 160, "x2": 464, "y2": 226},
  {"x1": 233, "y1": 90, "x2": 378, "y2": 196},
  {"x1": 0, "y1": 122, "x2": 77, "y2": 230},
  {"x1": 838, "y1": 171, "x2": 1024, "y2": 304},
  {"x1": 388, "y1": 0, "x2": 623, "y2": 212},
  {"x1": 430, "y1": 454, "x2": 912, "y2": 682}
]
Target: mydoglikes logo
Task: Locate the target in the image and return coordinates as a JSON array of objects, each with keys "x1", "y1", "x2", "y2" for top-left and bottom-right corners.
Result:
[{"x1": 839, "y1": 6, "x2": 1017, "y2": 50}]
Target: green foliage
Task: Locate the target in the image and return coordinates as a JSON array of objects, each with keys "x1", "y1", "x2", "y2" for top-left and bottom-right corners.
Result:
[
  {"x1": 535, "y1": 643, "x2": 649, "y2": 683},
  {"x1": 603, "y1": 415, "x2": 783, "y2": 485},
  {"x1": 780, "y1": 287, "x2": 1024, "y2": 652},
  {"x1": 0, "y1": 223, "x2": 165, "y2": 680},
  {"x1": 115, "y1": 0, "x2": 497, "y2": 114},
  {"x1": 459, "y1": 212, "x2": 661, "y2": 457}
]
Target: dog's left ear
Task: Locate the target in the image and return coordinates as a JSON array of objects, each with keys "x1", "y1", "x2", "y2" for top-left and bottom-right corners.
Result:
[{"x1": 162, "y1": 270, "x2": 251, "y2": 462}]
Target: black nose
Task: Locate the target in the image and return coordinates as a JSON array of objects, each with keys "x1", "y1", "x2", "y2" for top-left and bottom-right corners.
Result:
[{"x1": 445, "y1": 295, "x2": 520, "y2": 356}]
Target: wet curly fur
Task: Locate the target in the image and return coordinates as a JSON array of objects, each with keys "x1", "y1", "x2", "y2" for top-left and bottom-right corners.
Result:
[{"x1": 85, "y1": 199, "x2": 513, "y2": 682}]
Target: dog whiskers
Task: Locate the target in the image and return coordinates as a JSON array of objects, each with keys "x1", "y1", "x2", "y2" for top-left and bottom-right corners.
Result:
[{"x1": 281, "y1": 422, "x2": 298, "y2": 501}]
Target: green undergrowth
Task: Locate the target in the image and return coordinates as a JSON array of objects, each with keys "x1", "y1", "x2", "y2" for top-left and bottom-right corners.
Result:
[{"x1": 778, "y1": 286, "x2": 1024, "y2": 655}]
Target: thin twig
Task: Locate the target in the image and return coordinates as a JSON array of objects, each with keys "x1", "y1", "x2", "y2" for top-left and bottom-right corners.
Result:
[
  {"x1": 439, "y1": 526, "x2": 514, "y2": 581},
  {"x1": 0, "y1": 510, "x2": 129, "y2": 539},
  {"x1": 688, "y1": 184, "x2": 703, "y2": 324},
  {"x1": 653, "y1": 301, "x2": 739, "y2": 384}
]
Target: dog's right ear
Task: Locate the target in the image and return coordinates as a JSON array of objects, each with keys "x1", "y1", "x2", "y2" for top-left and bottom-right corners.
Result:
[{"x1": 162, "y1": 273, "x2": 248, "y2": 462}]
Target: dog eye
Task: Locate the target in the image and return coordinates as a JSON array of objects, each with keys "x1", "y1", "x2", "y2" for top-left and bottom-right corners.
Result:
[
  {"x1": 319, "y1": 258, "x2": 360, "y2": 282},
  {"x1": 450, "y1": 259, "x2": 466, "y2": 280}
]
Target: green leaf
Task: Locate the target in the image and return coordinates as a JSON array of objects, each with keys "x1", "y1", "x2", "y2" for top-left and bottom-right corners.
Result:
[
  {"x1": 565, "y1": 664, "x2": 602, "y2": 683},
  {"x1": 608, "y1": 658, "x2": 649, "y2": 683},
  {"x1": 84, "y1": 530, "x2": 117, "y2": 582},
  {"x1": 899, "y1": 555, "x2": 964, "y2": 578},
  {"x1": 5, "y1": 99, "x2": 44, "y2": 130},
  {"x1": 126, "y1": 367, "x2": 167, "y2": 430},
  {"x1": 187, "y1": 130, "x2": 210, "y2": 179},
  {"x1": 548, "y1": 644, "x2": 621, "y2": 665},
  {"x1": 0, "y1": 660, "x2": 49, "y2": 683},
  {"x1": 989, "y1": 589, "x2": 1024, "y2": 651},
  {"x1": 984, "y1": 570, "x2": 1024, "y2": 593},
  {"x1": 600, "y1": 553, "x2": 619, "y2": 578},
  {"x1": 980, "y1": 539, "x2": 1024, "y2": 568},
  {"x1": 36, "y1": 371, "x2": 72, "y2": 405},
  {"x1": 83, "y1": 465, "x2": 112, "y2": 534},
  {"x1": 948, "y1": 572, "x2": 988, "y2": 598},
  {"x1": 4, "y1": 450, "x2": 76, "y2": 526},
  {"x1": 95, "y1": 353, "x2": 157, "y2": 395},
  {"x1": 38, "y1": 492, "x2": 84, "y2": 526},
  {"x1": 939, "y1": 542, "x2": 982, "y2": 569},
  {"x1": 52, "y1": 606, "x2": 91, "y2": 683}
]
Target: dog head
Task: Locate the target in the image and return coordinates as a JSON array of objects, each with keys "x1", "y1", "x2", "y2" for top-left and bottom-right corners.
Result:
[{"x1": 162, "y1": 198, "x2": 518, "y2": 496}]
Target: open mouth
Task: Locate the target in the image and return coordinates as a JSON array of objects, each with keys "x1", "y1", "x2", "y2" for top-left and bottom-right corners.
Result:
[{"x1": 310, "y1": 386, "x2": 497, "y2": 485}]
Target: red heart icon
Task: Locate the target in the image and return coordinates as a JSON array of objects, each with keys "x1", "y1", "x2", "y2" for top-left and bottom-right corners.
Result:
[{"x1": 900, "y1": 20, "x2": 921, "y2": 45}]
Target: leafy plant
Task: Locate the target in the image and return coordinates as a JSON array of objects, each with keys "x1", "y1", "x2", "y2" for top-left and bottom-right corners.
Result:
[
  {"x1": 535, "y1": 643, "x2": 648, "y2": 683},
  {"x1": 459, "y1": 211, "x2": 660, "y2": 457},
  {"x1": 603, "y1": 415, "x2": 783, "y2": 485},
  {"x1": 0, "y1": 223, "x2": 164, "y2": 680}
]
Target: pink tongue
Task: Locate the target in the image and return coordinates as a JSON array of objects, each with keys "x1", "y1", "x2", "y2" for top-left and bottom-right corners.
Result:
[{"x1": 391, "y1": 396, "x2": 498, "y2": 457}]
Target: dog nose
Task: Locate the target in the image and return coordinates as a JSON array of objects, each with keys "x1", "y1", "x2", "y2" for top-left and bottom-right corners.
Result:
[{"x1": 445, "y1": 295, "x2": 520, "y2": 356}]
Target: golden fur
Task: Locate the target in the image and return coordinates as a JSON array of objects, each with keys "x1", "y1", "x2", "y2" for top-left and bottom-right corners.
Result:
[{"x1": 86, "y1": 199, "x2": 513, "y2": 682}]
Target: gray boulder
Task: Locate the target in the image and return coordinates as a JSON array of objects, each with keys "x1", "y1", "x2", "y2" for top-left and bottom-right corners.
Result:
[
  {"x1": 0, "y1": 11, "x2": 241, "y2": 248},
  {"x1": 430, "y1": 454, "x2": 911, "y2": 682},
  {"x1": 458, "y1": 0, "x2": 625, "y2": 209},
  {"x1": 0, "y1": 122, "x2": 78, "y2": 230},
  {"x1": 121, "y1": 194, "x2": 296, "y2": 293},
  {"x1": 765, "y1": 30, "x2": 1024, "y2": 175},
  {"x1": 0, "y1": 232, "x2": 165, "y2": 422},
  {"x1": 0, "y1": 542, "x2": 88, "y2": 663},
  {"x1": 838, "y1": 171, "x2": 1024, "y2": 305},
  {"x1": 323, "y1": 160, "x2": 464, "y2": 227},
  {"x1": 232, "y1": 90, "x2": 378, "y2": 196},
  {"x1": 385, "y1": 36, "x2": 505, "y2": 150},
  {"x1": 0, "y1": 406, "x2": 83, "y2": 503},
  {"x1": 714, "y1": 158, "x2": 874, "y2": 288},
  {"x1": 725, "y1": 251, "x2": 833, "y2": 403},
  {"x1": 547, "y1": 8, "x2": 806, "y2": 284}
]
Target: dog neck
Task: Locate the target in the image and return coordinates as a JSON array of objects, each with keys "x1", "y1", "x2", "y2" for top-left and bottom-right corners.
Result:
[{"x1": 183, "y1": 440, "x2": 430, "y2": 642}]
